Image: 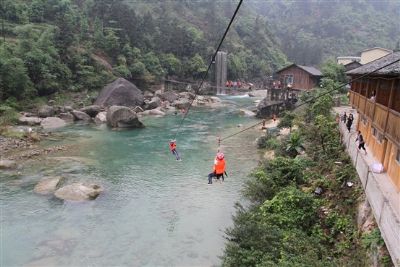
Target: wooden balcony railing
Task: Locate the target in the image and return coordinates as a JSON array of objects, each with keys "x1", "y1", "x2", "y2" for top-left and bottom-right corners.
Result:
[
  {"x1": 365, "y1": 99, "x2": 375, "y2": 120},
  {"x1": 373, "y1": 103, "x2": 388, "y2": 131},
  {"x1": 386, "y1": 110, "x2": 400, "y2": 144}
]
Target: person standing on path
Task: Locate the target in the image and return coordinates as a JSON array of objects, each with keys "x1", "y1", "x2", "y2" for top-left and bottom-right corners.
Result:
[
  {"x1": 346, "y1": 113, "x2": 354, "y2": 132},
  {"x1": 356, "y1": 131, "x2": 367, "y2": 155},
  {"x1": 342, "y1": 112, "x2": 347, "y2": 123}
]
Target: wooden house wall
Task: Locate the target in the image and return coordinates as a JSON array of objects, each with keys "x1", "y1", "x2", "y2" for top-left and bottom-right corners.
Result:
[
  {"x1": 278, "y1": 66, "x2": 316, "y2": 90},
  {"x1": 351, "y1": 76, "x2": 400, "y2": 191},
  {"x1": 392, "y1": 80, "x2": 400, "y2": 112},
  {"x1": 384, "y1": 141, "x2": 400, "y2": 190}
]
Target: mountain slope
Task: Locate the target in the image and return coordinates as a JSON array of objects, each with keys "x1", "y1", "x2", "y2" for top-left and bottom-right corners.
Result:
[{"x1": 248, "y1": 0, "x2": 400, "y2": 65}]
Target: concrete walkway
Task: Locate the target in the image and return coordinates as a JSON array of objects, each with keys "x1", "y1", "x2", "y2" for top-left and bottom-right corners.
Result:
[{"x1": 334, "y1": 106, "x2": 400, "y2": 267}]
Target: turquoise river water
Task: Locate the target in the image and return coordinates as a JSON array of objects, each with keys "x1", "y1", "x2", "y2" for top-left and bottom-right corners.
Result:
[{"x1": 1, "y1": 96, "x2": 263, "y2": 267}]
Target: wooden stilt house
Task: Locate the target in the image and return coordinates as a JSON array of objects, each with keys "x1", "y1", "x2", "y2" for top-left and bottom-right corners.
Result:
[{"x1": 347, "y1": 51, "x2": 400, "y2": 190}]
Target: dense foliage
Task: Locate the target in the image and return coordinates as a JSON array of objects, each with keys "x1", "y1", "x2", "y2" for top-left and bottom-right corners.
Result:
[
  {"x1": 222, "y1": 82, "x2": 369, "y2": 265},
  {"x1": 250, "y1": 0, "x2": 400, "y2": 65},
  {"x1": 0, "y1": 0, "x2": 288, "y2": 103}
]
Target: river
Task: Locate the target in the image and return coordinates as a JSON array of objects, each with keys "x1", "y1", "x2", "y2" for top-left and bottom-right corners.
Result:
[{"x1": 0, "y1": 96, "x2": 262, "y2": 267}]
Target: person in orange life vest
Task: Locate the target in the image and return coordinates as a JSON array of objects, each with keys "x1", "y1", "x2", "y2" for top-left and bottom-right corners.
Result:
[
  {"x1": 169, "y1": 140, "x2": 181, "y2": 160},
  {"x1": 208, "y1": 152, "x2": 227, "y2": 184}
]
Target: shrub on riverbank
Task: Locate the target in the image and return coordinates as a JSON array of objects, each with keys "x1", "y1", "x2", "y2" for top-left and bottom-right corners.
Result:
[
  {"x1": 222, "y1": 99, "x2": 371, "y2": 265},
  {"x1": 0, "y1": 105, "x2": 19, "y2": 126}
]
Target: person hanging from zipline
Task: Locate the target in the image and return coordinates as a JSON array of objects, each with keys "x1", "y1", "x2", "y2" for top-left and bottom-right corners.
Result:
[
  {"x1": 169, "y1": 139, "x2": 181, "y2": 161},
  {"x1": 208, "y1": 152, "x2": 227, "y2": 184}
]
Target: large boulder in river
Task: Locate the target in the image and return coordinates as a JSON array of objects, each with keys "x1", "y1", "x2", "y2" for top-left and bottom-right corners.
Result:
[
  {"x1": 238, "y1": 109, "x2": 256, "y2": 117},
  {"x1": 256, "y1": 98, "x2": 277, "y2": 118},
  {"x1": 80, "y1": 105, "x2": 101, "y2": 117},
  {"x1": 143, "y1": 90, "x2": 154, "y2": 99},
  {"x1": 58, "y1": 112, "x2": 74, "y2": 123},
  {"x1": 179, "y1": 91, "x2": 196, "y2": 100},
  {"x1": 71, "y1": 110, "x2": 91, "y2": 121},
  {"x1": 173, "y1": 99, "x2": 191, "y2": 110},
  {"x1": 94, "y1": 78, "x2": 144, "y2": 108},
  {"x1": 106, "y1": 105, "x2": 144, "y2": 128},
  {"x1": 0, "y1": 160, "x2": 17, "y2": 169},
  {"x1": 38, "y1": 105, "x2": 55, "y2": 118},
  {"x1": 18, "y1": 116, "x2": 42, "y2": 126},
  {"x1": 94, "y1": 111, "x2": 107, "y2": 124},
  {"x1": 41, "y1": 117, "x2": 67, "y2": 129},
  {"x1": 54, "y1": 183, "x2": 103, "y2": 201},
  {"x1": 34, "y1": 176, "x2": 64, "y2": 195},
  {"x1": 159, "y1": 91, "x2": 179, "y2": 103},
  {"x1": 146, "y1": 96, "x2": 161, "y2": 110},
  {"x1": 141, "y1": 108, "x2": 166, "y2": 116}
]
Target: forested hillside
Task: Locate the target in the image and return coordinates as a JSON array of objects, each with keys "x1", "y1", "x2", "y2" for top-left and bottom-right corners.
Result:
[
  {"x1": 0, "y1": 0, "x2": 286, "y2": 103},
  {"x1": 1, "y1": 0, "x2": 398, "y2": 103},
  {"x1": 249, "y1": 0, "x2": 400, "y2": 65}
]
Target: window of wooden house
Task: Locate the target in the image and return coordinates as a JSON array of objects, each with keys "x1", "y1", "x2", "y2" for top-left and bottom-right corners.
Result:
[
  {"x1": 372, "y1": 127, "x2": 378, "y2": 137},
  {"x1": 361, "y1": 115, "x2": 368, "y2": 125},
  {"x1": 285, "y1": 75, "x2": 294, "y2": 86},
  {"x1": 377, "y1": 132, "x2": 384, "y2": 143},
  {"x1": 371, "y1": 127, "x2": 384, "y2": 143},
  {"x1": 376, "y1": 79, "x2": 391, "y2": 106},
  {"x1": 391, "y1": 80, "x2": 400, "y2": 112}
]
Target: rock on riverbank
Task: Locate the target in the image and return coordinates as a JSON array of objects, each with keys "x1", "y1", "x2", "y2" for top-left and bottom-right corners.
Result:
[
  {"x1": 94, "y1": 78, "x2": 144, "y2": 107},
  {"x1": 106, "y1": 105, "x2": 144, "y2": 128},
  {"x1": 34, "y1": 176, "x2": 65, "y2": 195},
  {"x1": 54, "y1": 183, "x2": 103, "y2": 201}
]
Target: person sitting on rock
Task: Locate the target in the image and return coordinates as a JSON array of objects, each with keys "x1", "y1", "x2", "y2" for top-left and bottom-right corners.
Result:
[
  {"x1": 169, "y1": 140, "x2": 181, "y2": 161},
  {"x1": 208, "y1": 152, "x2": 227, "y2": 184}
]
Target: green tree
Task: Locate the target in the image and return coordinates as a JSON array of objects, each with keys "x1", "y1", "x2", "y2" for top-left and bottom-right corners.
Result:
[
  {"x1": 29, "y1": 0, "x2": 45, "y2": 22},
  {"x1": 187, "y1": 54, "x2": 206, "y2": 79},
  {"x1": 142, "y1": 52, "x2": 164, "y2": 78},
  {"x1": 277, "y1": 111, "x2": 295, "y2": 132},
  {"x1": 321, "y1": 59, "x2": 347, "y2": 83},
  {"x1": 160, "y1": 53, "x2": 182, "y2": 76},
  {"x1": 285, "y1": 131, "x2": 305, "y2": 158},
  {"x1": 103, "y1": 28, "x2": 120, "y2": 58},
  {"x1": 0, "y1": 46, "x2": 33, "y2": 100}
]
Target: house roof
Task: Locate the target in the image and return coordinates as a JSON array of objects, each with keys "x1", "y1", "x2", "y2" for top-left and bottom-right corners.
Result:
[
  {"x1": 346, "y1": 51, "x2": 400, "y2": 76},
  {"x1": 344, "y1": 61, "x2": 362, "y2": 67},
  {"x1": 361, "y1": 47, "x2": 393, "y2": 53},
  {"x1": 276, "y1": 64, "x2": 322, "y2": 76}
]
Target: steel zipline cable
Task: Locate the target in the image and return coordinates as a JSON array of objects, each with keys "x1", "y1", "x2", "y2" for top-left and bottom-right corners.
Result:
[
  {"x1": 219, "y1": 57, "x2": 400, "y2": 142},
  {"x1": 173, "y1": 0, "x2": 243, "y2": 140}
]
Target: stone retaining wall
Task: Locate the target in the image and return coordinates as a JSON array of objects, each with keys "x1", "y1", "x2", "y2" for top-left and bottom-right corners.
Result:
[{"x1": 339, "y1": 122, "x2": 400, "y2": 267}]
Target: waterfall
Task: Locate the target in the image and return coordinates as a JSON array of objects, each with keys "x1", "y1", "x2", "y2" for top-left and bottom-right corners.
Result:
[{"x1": 215, "y1": 51, "x2": 227, "y2": 95}]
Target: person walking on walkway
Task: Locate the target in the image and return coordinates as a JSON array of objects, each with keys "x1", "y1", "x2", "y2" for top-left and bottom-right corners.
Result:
[
  {"x1": 346, "y1": 113, "x2": 354, "y2": 132},
  {"x1": 356, "y1": 131, "x2": 367, "y2": 155},
  {"x1": 342, "y1": 112, "x2": 347, "y2": 123}
]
